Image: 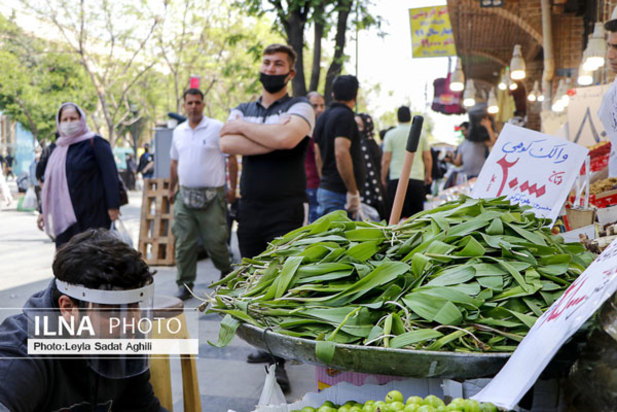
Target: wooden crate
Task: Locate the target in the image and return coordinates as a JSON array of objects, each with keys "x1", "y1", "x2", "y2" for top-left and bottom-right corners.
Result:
[{"x1": 138, "y1": 178, "x2": 175, "y2": 266}]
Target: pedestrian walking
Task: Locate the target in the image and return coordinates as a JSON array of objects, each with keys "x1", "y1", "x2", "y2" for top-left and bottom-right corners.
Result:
[
  {"x1": 169, "y1": 88, "x2": 235, "y2": 301},
  {"x1": 446, "y1": 120, "x2": 492, "y2": 180},
  {"x1": 314, "y1": 75, "x2": 365, "y2": 218},
  {"x1": 220, "y1": 43, "x2": 315, "y2": 393},
  {"x1": 4, "y1": 151, "x2": 15, "y2": 180},
  {"x1": 37, "y1": 102, "x2": 121, "y2": 248},
  {"x1": 137, "y1": 142, "x2": 154, "y2": 179},
  {"x1": 124, "y1": 153, "x2": 137, "y2": 190},
  {"x1": 0, "y1": 167, "x2": 13, "y2": 208},
  {"x1": 381, "y1": 106, "x2": 432, "y2": 220}
]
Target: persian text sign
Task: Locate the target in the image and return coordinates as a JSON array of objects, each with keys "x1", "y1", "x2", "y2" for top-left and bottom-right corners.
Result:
[
  {"x1": 471, "y1": 124, "x2": 588, "y2": 223},
  {"x1": 473, "y1": 238, "x2": 617, "y2": 410},
  {"x1": 409, "y1": 6, "x2": 456, "y2": 58}
]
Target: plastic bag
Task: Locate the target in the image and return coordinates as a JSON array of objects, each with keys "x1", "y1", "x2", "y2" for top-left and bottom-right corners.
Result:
[
  {"x1": 358, "y1": 203, "x2": 381, "y2": 222},
  {"x1": 22, "y1": 186, "x2": 38, "y2": 210},
  {"x1": 254, "y1": 364, "x2": 287, "y2": 412},
  {"x1": 110, "y1": 219, "x2": 133, "y2": 248}
]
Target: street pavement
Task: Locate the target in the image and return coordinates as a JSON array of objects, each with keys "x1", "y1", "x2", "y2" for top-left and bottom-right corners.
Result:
[{"x1": 0, "y1": 184, "x2": 316, "y2": 411}]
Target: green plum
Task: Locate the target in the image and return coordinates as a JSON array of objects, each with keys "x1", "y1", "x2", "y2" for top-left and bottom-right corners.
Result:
[
  {"x1": 463, "y1": 400, "x2": 480, "y2": 412},
  {"x1": 373, "y1": 401, "x2": 388, "y2": 412},
  {"x1": 479, "y1": 403, "x2": 498, "y2": 412},
  {"x1": 389, "y1": 401, "x2": 405, "y2": 411},
  {"x1": 386, "y1": 390, "x2": 404, "y2": 404},
  {"x1": 362, "y1": 403, "x2": 375, "y2": 412},
  {"x1": 406, "y1": 396, "x2": 424, "y2": 406},
  {"x1": 423, "y1": 395, "x2": 445, "y2": 408}
]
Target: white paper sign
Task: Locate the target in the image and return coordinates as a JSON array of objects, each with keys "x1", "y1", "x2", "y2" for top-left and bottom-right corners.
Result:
[
  {"x1": 471, "y1": 124, "x2": 589, "y2": 224},
  {"x1": 568, "y1": 84, "x2": 610, "y2": 146},
  {"x1": 472, "y1": 238, "x2": 617, "y2": 410}
]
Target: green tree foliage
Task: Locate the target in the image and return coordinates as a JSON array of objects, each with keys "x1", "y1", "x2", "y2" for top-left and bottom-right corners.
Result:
[
  {"x1": 156, "y1": 0, "x2": 283, "y2": 121},
  {"x1": 0, "y1": 15, "x2": 95, "y2": 142},
  {"x1": 21, "y1": 0, "x2": 162, "y2": 146},
  {"x1": 238, "y1": 0, "x2": 380, "y2": 100}
]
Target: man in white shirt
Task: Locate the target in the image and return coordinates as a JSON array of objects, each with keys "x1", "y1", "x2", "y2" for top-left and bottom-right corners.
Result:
[
  {"x1": 169, "y1": 88, "x2": 237, "y2": 300},
  {"x1": 600, "y1": 12, "x2": 617, "y2": 177}
]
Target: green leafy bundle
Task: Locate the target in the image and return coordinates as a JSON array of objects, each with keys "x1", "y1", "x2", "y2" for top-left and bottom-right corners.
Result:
[{"x1": 208, "y1": 197, "x2": 595, "y2": 353}]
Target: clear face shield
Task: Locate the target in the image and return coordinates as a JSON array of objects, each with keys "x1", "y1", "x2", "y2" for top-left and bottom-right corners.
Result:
[{"x1": 55, "y1": 279, "x2": 155, "y2": 379}]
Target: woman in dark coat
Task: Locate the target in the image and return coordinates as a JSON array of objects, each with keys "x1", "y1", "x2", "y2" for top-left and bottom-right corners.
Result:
[
  {"x1": 355, "y1": 113, "x2": 387, "y2": 220},
  {"x1": 37, "y1": 102, "x2": 121, "y2": 247}
]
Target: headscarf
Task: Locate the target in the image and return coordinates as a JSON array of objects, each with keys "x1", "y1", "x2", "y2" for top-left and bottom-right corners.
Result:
[
  {"x1": 42, "y1": 103, "x2": 95, "y2": 237},
  {"x1": 357, "y1": 113, "x2": 375, "y2": 141}
]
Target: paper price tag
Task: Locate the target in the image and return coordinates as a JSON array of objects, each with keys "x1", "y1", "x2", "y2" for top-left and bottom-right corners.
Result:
[
  {"x1": 472, "y1": 238, "x2": 617, "y2": 410},
  {"x1": 471, "y1": 124, "x2": 589, "y2": 224}
]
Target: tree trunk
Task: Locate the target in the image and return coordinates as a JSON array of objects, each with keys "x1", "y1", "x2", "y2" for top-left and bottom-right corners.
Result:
[
  {"x1": 286, "y1": 10, "x2": 306, "y2": 97},
  {"x1": 324, "y1": 0, "x2": 353, "y2": 104},
  {"x1": 309, "y1": 17, "x2": 324, "y2": 92}
]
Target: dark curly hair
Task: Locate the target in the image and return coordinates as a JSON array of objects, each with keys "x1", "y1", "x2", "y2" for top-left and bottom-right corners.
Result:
[{"x1": 52, "y1": 229, "x2": 154, "y2": 304}]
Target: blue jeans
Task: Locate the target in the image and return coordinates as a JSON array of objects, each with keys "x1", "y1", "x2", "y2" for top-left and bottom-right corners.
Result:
[
  {"x1": 306, "y1": 188, "x2": 319, "y2": 223},
  {"x1": 317, "y1": 188, "x2": 346, "y2": 217}
]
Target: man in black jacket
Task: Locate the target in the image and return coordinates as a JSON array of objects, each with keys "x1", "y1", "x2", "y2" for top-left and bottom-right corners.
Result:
[{"x1": 0, "y1": 229, "x2": 167, "y2": 411}]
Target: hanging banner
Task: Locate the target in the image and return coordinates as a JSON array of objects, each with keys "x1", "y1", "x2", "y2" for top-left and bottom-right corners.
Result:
[
  {"x1": 409, "y1": 6, "x2": 457, "y2": 58},
  {"x1": 473, "y1": 238, "x2": 617, "y2": 410},
  {"x1": 471, "y1": 124, "x2": 589, "y2": 224}
]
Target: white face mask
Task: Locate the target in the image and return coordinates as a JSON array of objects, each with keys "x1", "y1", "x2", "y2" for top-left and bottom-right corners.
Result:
[{"x1": 59, "y1": 121, "x2": 82, "y2": 137}]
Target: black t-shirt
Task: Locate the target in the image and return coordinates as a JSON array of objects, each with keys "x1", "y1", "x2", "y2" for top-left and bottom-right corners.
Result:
[{"x1": 314, "y1": 102, "x2": 365, "y2": 194}]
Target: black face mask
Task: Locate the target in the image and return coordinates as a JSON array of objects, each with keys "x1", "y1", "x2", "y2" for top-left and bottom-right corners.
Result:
[{"x1": 260, "y1": 72, "x2": 290, "y2": 93}]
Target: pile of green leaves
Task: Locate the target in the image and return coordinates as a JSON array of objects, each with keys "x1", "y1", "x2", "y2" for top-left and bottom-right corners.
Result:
[{"x1": 208, "y1": 197, "x2": 595, "y2": 354}]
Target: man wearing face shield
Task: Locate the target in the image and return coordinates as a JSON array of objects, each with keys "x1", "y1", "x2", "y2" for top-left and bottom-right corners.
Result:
[
  {"x1": 219, "y1": 43, "x2": 316, "y2": 393},
  {"x1": 0, "y1": 229, "x2": 167, "y2": 411}
]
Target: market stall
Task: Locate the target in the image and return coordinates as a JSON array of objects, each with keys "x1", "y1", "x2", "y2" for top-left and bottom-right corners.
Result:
[{"x1": 200, "y1": 122, "x2": 617, "y2": 411}]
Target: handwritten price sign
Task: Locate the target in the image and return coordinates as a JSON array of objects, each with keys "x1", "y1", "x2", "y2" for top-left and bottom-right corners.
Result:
[
  {"x1": 409, "y1": 6, "x2": 457, "y2": 58},
  {"x1": 473, "y1": 238, "x2": 617, "y2": 410},
  {"x1": 472, "y1": 124, "x2": 589, "y2": 224}
]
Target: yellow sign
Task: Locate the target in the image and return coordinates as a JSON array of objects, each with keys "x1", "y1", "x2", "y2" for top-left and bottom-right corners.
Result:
[{"x1": 409, "y1": 6, "x2": 457, "y2": 58}]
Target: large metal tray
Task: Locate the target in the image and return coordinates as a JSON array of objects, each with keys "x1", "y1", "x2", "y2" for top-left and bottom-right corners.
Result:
[{"x1": 236, "y1": 324, "x2": 511, "y2": 379}]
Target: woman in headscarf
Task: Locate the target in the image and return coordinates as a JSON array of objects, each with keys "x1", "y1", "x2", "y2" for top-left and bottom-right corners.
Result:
[
  {"x1": 36, "y1": 102, "x2": 121, "y2": 247},
  {"x1": 355, "y1": 113, "x2": 386, "y2": 220}
]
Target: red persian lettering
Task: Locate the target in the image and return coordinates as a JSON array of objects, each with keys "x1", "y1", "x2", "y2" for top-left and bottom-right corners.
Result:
[{"x1": 541, "y1": 278, "x2": 587, "y2": 325}]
